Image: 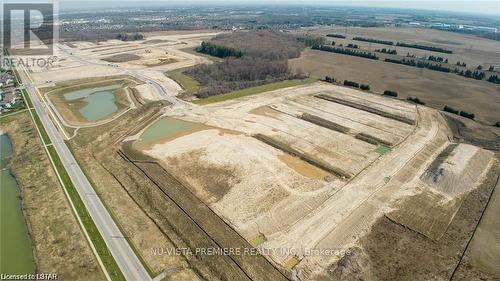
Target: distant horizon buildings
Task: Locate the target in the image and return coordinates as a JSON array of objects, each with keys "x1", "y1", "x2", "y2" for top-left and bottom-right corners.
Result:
[
  {"x1": 406, "y1": 21, "x2": 497, "y2": 33},
  {"x1": 430, "y1": 22, "x2": 497, "y2": 32}
]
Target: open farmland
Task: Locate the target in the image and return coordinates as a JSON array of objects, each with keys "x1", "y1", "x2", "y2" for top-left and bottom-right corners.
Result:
[
  {"x1": 290, "y1": 49, "x2": 500, "y2": 124},
  {"x1": 123, "y1": 81, "x2": 497, "y2": 279},
  {"x1": 299, "y1": 27, "x2": 500, "y2": 67},
  {"x1": 290, "y1": 27, "x2": 500, "y2": 125}
]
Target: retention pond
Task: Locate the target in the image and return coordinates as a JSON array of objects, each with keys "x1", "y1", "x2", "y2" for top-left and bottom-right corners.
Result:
[
  {"x1": 0, "y1": 133, "x2": 36, "y2": 275},
  {"x1": 63, "y1": 84, "x2": 122, "y2": 122}
]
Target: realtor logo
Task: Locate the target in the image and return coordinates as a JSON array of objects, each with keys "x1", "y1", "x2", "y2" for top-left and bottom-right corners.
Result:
[{"x1": 1, "y1": 2, "x2": 57, "y2": 56}]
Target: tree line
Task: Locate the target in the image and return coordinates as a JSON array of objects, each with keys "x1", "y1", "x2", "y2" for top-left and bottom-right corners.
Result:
[
  {"x1": 197, "y1": 41, "x2": 244, "y2": 58},
  {"x1": 298, "y1": 36, "x2": 326, "y2": 48},
  {"x1": 353, "y1": 37, "x2": 394, "y2": 45},
  {"x1": 116, "y1": 33, "x2": 144, "y2": 41},
  {"x1": 458, "y1": 69, "x2": 485, "y2": 80},
  {"x1": 384, "y1": 58, "x2": 451, "y2": 73},
  {"x1": 312, "y1": 45, "x2": 378, "y2": 60},
  {"x1": 487, "y1": 75, "x2": 500, "y2": 84},
  {"x1": 326, "y1": 34, "x2": 346, "y2": 39},
  {"x1": 323, "y1": 76, "x2": 370, "y2": 90},
  {"x1": 396, "y1": 42, "x2": 453, "y2": 54},
  {"x1": 443, "y1": 105, "x2": 475, "y2": 120},
  {"x1": 326, "y1": 34, "x2": 453, "y2": 54},
  {"x1": 427, "y1": 55, "x2": 448, "y2": 63},
  {"x1": 375, "y1": 48, "x2": 397, "y2": 55}
]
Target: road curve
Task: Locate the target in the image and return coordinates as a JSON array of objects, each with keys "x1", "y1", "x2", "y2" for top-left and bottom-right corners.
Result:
[{"x1": 18, "y1": 66, "x2": 151, "y2": 281}]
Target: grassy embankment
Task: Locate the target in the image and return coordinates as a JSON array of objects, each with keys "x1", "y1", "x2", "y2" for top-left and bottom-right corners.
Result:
[
  {"x1": 166, "y1": 67, "x2": 201, "y2": 94},
  {"x1": 193, "y1": 77, "x2": 316, "y2": 105}
]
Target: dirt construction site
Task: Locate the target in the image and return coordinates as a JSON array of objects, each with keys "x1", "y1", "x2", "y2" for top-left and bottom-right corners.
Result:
[
  {"x1": 125, "y1": 81, "x2": 497, "y2": 279},
  {"x1": 17, "y1": 28, "x2": 498, "y2": 279},
  {"x1": 28, "y1": 32, "x2": 216, "y2": 101}
]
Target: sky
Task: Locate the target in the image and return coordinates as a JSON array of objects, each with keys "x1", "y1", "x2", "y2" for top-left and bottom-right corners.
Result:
[{"x1": 8, "y1": 0, "x2": 500, "y2": 17}]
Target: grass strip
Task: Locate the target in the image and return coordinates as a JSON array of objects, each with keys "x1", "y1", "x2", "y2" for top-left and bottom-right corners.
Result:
[
  {"x1": 166, "y1": 68, "x2": 200, "y2": 94},
  {"x1": 30, "y1": 109, "x2": 52, "y2": 145},
  {"x1": 375, "y1": 145, "x2": 391, "y2": 154},
  {"x1": 22, "y1": 89, "x2": 34, "y2": 108},
  {"x1": 47, "y1": 146, "x2": 126, "y2": 281},
  {"x1": 193, "y1": 78, "x2": 316, "y2": 105},
  {"x1": 20, "y1": 89, "x2": 50, "y2": 146}
]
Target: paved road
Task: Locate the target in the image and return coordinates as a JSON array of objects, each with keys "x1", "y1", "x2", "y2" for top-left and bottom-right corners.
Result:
[
  {"x1": 18, "y1": 66, "x2": 151, "y2": 281},
  {"x1": 56, "y1": 45, "x2": 191, "y2": 109}
]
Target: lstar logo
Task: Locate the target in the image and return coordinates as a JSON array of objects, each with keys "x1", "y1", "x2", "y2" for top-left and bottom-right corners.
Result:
[{"x1": 1, "y1": 2, "x2": 57, "y2": 56}]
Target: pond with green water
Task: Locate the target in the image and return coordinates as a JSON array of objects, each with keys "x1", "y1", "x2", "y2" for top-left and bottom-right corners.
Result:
[
  {"x1": 133, "y1": 117, "x2": 200, "y2": 149},
  {"x1": 63, "y1": 84, "x2": 122, "y2": 122}
]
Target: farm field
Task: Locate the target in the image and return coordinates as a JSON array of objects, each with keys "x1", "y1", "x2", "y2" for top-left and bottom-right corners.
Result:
[
  {"x1": 290, "y1": 49, "x2": 500, "y2": 124},
  {"x1": 299, "y1": 27, "x2": 500, "y2": 67},
  {"x1": 290, "y1": 27, "x2": 500, "y2": 125}
]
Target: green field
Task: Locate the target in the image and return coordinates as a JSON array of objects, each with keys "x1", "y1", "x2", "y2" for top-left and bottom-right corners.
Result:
[
  {"x1": 250, "y1": 234, "x2": 267, "y2": 247},
  {"x1": 193, "y1": 78, "x2": 316, "y2": 105},
  {"x1": 375, "y1": 145, "x2": 391, "y2": 154},
  {"x1": 165, "y1": 68, "x2": 200, "y2": 94}
]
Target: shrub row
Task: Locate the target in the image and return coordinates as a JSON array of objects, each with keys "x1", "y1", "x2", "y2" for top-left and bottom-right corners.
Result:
[
  {"x1": 442, "y1": 105, "x2": 475, "y2": 120},
  {"x1": 326, "y1": 34, "x2": 346, "y2": 39},
  {"x1": 312, "y1": 45, "x2": 378, "y2": 60},
  {"x1": 427, "y1": 55, "x2": 448, "y2": 63},
  {"x1": 383, "y1": 90, "x2": 398, "y2": 97},
  {"x1": 487, "y1": 74, "x2": 500, "y2": 84},
  {"x1": 353, "y1": 37, "x2": 394, "y2": 45},
  {"x1": 407, "y1": 96, "x2": 425, "y2": 105},
  {"x1": 385, "y1": 58, "x2": 452, "y2": 73},
  {"x1": 443, "y1": 105, "x2": 459, "y2": 114},
  {"x1": 375, "y1": 48, "x2": 397, "y2": 55},
  {"x1": 396, "y1": 42, "x2": 453, "y2": 54},
  {"x1": 343, "y1": 80, "x2": 359, "y2": 88},
  {"x1": 341, "y1": 80, "x2": 370, "y2": 90},
  {"x1": 324, "y1": 76, "x2": 336, "y2": 83}
]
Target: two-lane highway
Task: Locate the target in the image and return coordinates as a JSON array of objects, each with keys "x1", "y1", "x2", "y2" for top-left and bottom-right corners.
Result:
[{"x1": 18, "y1": 66, "x2": 151, "y2": 281}]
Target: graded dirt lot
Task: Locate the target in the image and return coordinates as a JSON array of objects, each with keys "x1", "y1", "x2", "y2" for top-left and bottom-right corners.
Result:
[
  {"x1": 127, "y1": 81, "x2": 497, "y2": 278},
  {"x1": 20, "y1": 27, "x2": 499, "y2": 280},
  {"x1": 27, "y1": 31, "x2": 217, "y2": 102},
  {"x1": 290, "y1": 49, "x2": 500, "y2": 124}
]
